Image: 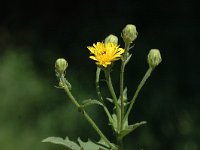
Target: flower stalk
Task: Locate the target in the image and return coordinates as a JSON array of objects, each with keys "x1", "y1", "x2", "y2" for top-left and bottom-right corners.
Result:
[
  {"x1": 104, "y1": 70, "x2": 121, "y2": 132},
  {"x1": 124, "y1": 67, "x2": 153, "y2": 123},
  {"x1": 96, "y1": 67, "x2": 114, "y2": 126},
  {"x1": 120, "y1": 42, "x2": 130, "y2": 130},
  {"x1": 60, "y1": 74, "x2": 115, "y2": 149}
]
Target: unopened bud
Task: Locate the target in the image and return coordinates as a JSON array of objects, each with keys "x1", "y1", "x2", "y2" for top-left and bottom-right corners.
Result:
[
  {"x1": 122, "y1": 24, "x2": 138, "y2": 43},
  {"x1": 55, "y1": 58, "x2": 68, "y2": 74},
  {"x1": 147, "y1": 49, "x2": 162, "y2": 68},
  {"x1": 105, "y1": 34, "x2": 118, "y2": 44}
]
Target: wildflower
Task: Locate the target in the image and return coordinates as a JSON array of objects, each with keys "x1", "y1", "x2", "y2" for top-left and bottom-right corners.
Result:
[{"x1": 87, "y1": 42, "x2": 125, "y2": 68}]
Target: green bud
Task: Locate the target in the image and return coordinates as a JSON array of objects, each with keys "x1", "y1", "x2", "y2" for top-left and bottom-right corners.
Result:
[
  {"x1": 122, "y1": 24, "x2": 138, "y2": 43},
  {"x1": 55, "y1": 58, "x2": 68, "y2": 74},
  {"x1": 105, "y1": 34, "x2": 118, "y2": 44},
  {"x1": 147, "y1": 49, "x2": 162, "y2": 68}
]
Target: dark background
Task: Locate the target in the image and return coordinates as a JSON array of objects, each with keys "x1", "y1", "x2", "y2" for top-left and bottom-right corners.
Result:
[{"x1": 0, "y1": 0, "x2": 199, "y2": 150}]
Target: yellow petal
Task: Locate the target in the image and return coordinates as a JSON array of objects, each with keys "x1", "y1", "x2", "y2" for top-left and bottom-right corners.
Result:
[{"x1": 89, "y1": 56, "x2": 97, "y2": 60}]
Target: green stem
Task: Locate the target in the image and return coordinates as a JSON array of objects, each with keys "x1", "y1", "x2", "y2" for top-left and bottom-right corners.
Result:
[
  {"x1": 117, "y1": 136, "x2": 124, "y2": 150},
  {"x1": 96, "y1": 67, "x2": 114, "y2": 125},
  {"x1": 120, "y1": 43, "x2": 130, "y2": 130},
  {"x1": 96, "y1": 67, "x2": 104, "y2": 102},
  {"x1": 60, "y1": 75, "x2": 114, "y2": 149},
  {"x1": 120, "y1": 60, "x2": 125, "y2": 130},
  {"x1": 124, "y1": 67, "x2": 153, "y2": 122},
  {"x1": 104, "y1": 70, "x2": 121, "y2": 131},
  {"x1": 61, "y1": 76, "x2": 80, "y2": 108}
]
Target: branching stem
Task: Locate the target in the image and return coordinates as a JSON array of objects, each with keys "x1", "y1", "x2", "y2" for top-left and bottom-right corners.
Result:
[{"x1": 60, "y1": 75, "x2": 114, "y2": 149}]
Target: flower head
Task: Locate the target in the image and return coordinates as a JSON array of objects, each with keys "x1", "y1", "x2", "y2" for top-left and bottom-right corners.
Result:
[
  {"x1": 147, "y1": 49, "x2": 162, "y2": 68},
  {"x1": 105, "y1": 34, "x2": 118, "y2": 44},
  {"x1": 87, "y1": 42, "x2": 125, "y2": 68},
  {"x1": 55, "y1": 58, "x2": 68, "y2": 75},
  {"x1": 122, "y1": 24, "x2": 138, "y2": 44}
]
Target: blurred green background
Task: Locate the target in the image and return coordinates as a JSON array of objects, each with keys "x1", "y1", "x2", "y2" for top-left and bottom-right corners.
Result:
[{"x1": 0, "y1": 0, "x2": 199, "y2": 150}]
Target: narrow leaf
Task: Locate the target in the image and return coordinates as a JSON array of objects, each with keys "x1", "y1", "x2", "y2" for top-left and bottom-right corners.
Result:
[
  {"x1": 128, "y1": 121, "x2": 147, "y2": 131},
  {"x1": 106, "y1": 97, "x2": 113, "y2": 103},
  {"x1": 82, "y1": 99, "x2": 103, "y2": 108},
  {"x1": 111, "y1": 114, "x2": 118, "y2": 132},
  {"x1": 125, "y1": 54, "x2": 132, "y2": 65},
  {"x1": 118, "y1": 87, "x2": 129, "y2": 106},
  {"x1": 120, "y1": 121, "x2": 147, "y2": 138}
]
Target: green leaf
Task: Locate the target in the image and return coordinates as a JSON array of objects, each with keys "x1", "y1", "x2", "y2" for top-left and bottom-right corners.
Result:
[
  {"x1": 111, "y1": 114, "x2": 118, "y2": 132},
  {"x1": 106, "y1": 97, "x2": 113, "y2": 103},
  {"x1": 78, "y1": 138, "x2": 110, "y2": 150},
  {"x1": 117, "y1": 88, "x2": 129, "y2": 108},
  {"x1": 120, "y1": 121, "x2": 147, "y2": 138},
  {"x1": 118, "y1": 88, "x2": 128, "y2": 104},
  {"x1": 82, "y1": 99, "x2": 103, "y2": 108},
  {"x1": 42, "y1": 137, "x2": 113, "y2": 150},
  {"x1": 42, "y1": 136, "x2": 80, "y2": 150},
  {"x1": 65, "y1": 79, "x2": 72, "y2": 90},
  {"x1": 125, "y1": 54, "x2": 132, "y2": 65}
]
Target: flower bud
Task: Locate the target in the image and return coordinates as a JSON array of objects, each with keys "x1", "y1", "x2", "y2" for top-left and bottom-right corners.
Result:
[
  {"x1": 55, "y1": 58, "x2": 68, "y2": 74},
  {"x1": 122, "y1": 24, "x2": 138, "y2": 43},
  {"x1": 105, "y1": 34, "x2": 118, "y2": 44},
  {"x1": 147, "y1": 49, "x2": 162, "y2": 68}
]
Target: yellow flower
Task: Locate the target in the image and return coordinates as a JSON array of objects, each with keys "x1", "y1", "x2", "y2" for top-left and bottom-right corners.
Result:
[{"x1": 87, "y1": 42, "x2": 125, "y2": 68}]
